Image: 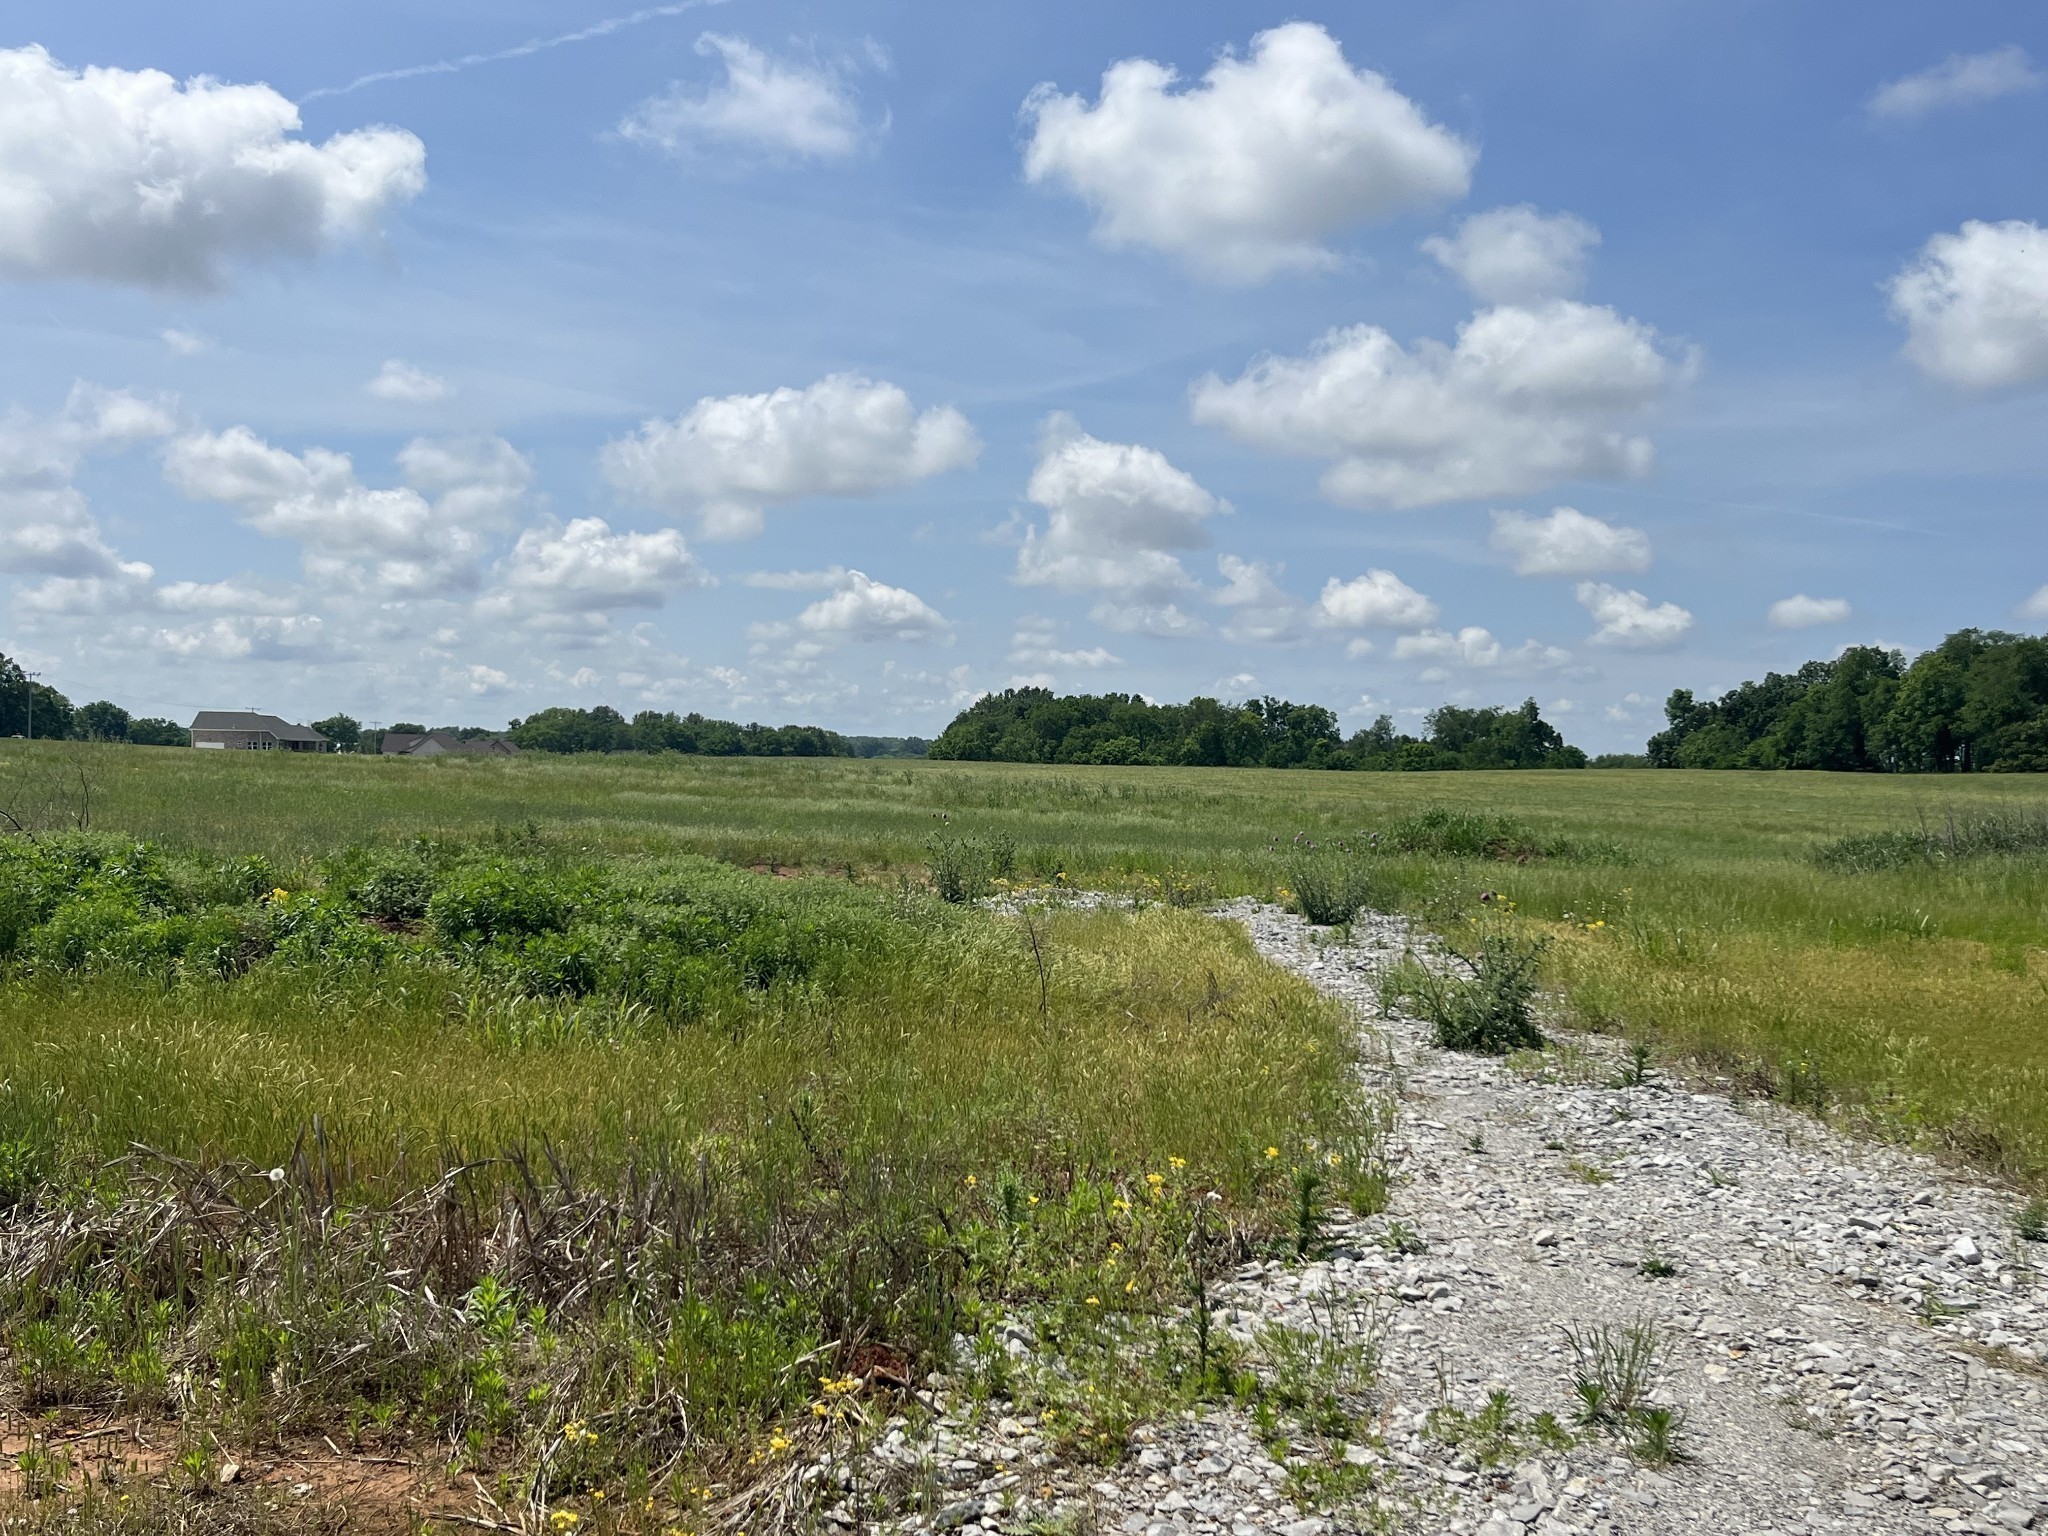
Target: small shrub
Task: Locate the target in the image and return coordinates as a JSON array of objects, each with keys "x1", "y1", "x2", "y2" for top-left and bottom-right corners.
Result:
[
  {"x1": 1563, "y1": 1319, "x2": 1663, "y2": 1427},
  {"x1": 1428, "y1": 1388, "x2": 1574, "y2": 1467},
  {"x1": 500, "y1": 928, "x2": 607, "y2": 997},
  {"x1": 1390, "y1": 928, "x2": 1548, "y2": 1054},
  {"x1": 1373, "y1": 807, "x2": 1591, "y2": 862},
  {"x1": 1629, "y1": 1404, "x2": 1687, "y2": 1465},
  {"x1": 429, "y1": 864, "x2": 574, "y2": 944},
  {"x1": 1283, "y1": 851, "x2": 1395, "y2": 926},
  {"x1": 354, "y1": 862, "x2": 436, "y2": 924},
  {"x1": 2019, "y1": 1196, "x2": 2047, "y2": 1245},
  {"x1": 926, "y1": 835, "x2": 1015, "y2": 904}
]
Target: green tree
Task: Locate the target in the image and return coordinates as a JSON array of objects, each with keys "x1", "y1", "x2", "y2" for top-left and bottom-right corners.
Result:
[
  {"x1": 127, "y1": 718, "x2": 190, "y2": 747},
  {"x1": 74, "y1": 701, "x2": 132, "y2": 742},
  {"x1": 312, "y1": 714, "x2": 362, "y2": 752}
]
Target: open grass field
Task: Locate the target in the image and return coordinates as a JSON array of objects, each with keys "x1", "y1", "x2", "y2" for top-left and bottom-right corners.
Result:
[
  {"x1": 0, "y1": 740, "x2": 2044, "y2": 1531},
  {"x1": 33, "y1": 739, "x2": 2048, "y2": 1184}
]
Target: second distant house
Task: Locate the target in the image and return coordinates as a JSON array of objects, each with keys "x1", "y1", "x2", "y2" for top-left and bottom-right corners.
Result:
[
  {"x1": 190, "y1": 711, "x2": 331, "y2": 751},
  {"x1": 381, "y1": 731, "x2": 521, "y2": 758}
]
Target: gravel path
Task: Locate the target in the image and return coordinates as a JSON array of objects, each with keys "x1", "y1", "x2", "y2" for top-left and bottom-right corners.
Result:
[{"x1": 854, "y1": 902, "x2": 2048, "y2": 1536}]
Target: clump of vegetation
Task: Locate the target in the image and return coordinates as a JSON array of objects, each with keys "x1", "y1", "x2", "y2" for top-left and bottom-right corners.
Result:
[
  {"x1": 1428, "y1": 1388, "x2": 1573, "y2": 1468},
  {"x1": 1282, "y1": 843, "x2": 1396, "y2": 926},
  {"x1": 1373, "y1": 808, "x2": 1566, "y2": 862},
  {"x1": 1814, "y1": 806, "x2": 2048, "y2": 872},
  {"x1": 0, "y1": 829, "x2": 1374, "y2": 1525},
  {"x1": 1388, "y1": 925, "x2": 1549, "y2": 1054},
  {"x1": 925, "y1": 830, "x2": 1018, "y2": 902},
  {"x1": 1562, "y1": 1319, "x2": 1685, "y2": 1463},
  {"x1": 2018, "y1": 1195, "x2": 2048, "y2": 1245}
]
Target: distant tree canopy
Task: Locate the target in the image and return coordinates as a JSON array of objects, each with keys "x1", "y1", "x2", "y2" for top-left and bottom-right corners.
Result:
[
  {"x1": 927, "y1": 689, "x2": 1586, "y2": 771},
  {"x1": 1647, "y1": 629, "x2": 2048, "y2": 772},
  {"x1": 312, "y1": 714, "x2": 362, "y2": 752},
  {"x1": 505, "y1": 706, "x2": 867, "y2": 758}
]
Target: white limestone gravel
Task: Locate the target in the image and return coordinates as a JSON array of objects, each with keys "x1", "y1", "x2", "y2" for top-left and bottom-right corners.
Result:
[{"x1": 847, "y1": 900, "x2": 2048, "y2": 1536}]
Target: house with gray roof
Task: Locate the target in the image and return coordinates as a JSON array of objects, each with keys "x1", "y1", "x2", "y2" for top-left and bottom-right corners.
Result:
[
  {"x1": 381, "y1": 731, "x2": 520, "y2": 758},
  {"x1": 189, "y1": 712, "x2": 332, "y2": 752}
]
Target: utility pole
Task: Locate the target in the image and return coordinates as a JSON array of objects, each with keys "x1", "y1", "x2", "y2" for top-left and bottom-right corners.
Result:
[{"x1": 23, "y1": 670, "x2": 39, "y2": 741}]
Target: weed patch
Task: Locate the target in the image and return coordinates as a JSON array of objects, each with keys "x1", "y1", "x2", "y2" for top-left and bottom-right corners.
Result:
[
  {"x1": 1815, "y1": 806, "x2": 2048, "y2": 872},
  {"x1": 1388, "y1": 925, "x2": 1549, "y2": 1054},
  {"x1": 1281, "y1": 846, "x2": 1395, "y2": 926}
]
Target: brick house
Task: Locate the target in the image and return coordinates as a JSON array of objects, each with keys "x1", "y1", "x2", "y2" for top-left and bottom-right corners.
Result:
[
  {"x1": 381, "y1": 731, "x2": 521, "y2": 758},
  {"x1": 190, "y1": 711, "x2": 333, "y2": 752}
]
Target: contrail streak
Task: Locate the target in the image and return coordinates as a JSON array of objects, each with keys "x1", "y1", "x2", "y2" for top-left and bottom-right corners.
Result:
[{"x1": 299, "y1": 0, "x2": 733, "y2": 103}]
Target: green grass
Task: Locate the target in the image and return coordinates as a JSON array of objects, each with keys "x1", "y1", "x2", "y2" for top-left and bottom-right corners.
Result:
[
  {"x1": 27, "y1": 740, "x2": 2041, "y2": 1178},
  {"x1": 0, "y1": 768, "x2": 1377, "y2": 1526},
  {"x1": 3, "y1": 740, "x2": 2048, "y2": 1528}
]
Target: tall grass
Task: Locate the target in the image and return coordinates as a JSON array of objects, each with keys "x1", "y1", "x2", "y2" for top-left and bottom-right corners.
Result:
[
  {"x1": 1814, "y1": 804, "x2": 2048, "y2": 872},
  {"x1": 0, "y1": 830, "x2": 1372, "y2": 1513},
  {"x1": 7, "y1": 744, "x2": 2046, "y2": 1184}
]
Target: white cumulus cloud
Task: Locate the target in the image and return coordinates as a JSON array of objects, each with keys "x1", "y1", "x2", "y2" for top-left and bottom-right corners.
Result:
[
  {"x1": 1768, "y1": 594, "x2": 1852, "y2": 629},
  {"x1": 487, "y1": 517, "x2": 703, "y2": 613},
  {"x1": 0, "y1": 383, "x2": 176, "y2": 577},
  {"x1": 164, "y1": 427, "x2": 529, "y2": 595},
  {"x1": 1090, "y1": 601, "x2": 1206, "y2": 638},
  {"x1": 1015, "y1": 415, "x2": 1224, "y2": 597},
  {"x1": 793, "y1": 570, "x2": 947, "y2": 641},
  {"x1": 1021, "y1": 21, "x2": 1473, "y2": 283},
  {"x1": 367, "y1": 359, "x2": 451, "y2": 404},
  {"x1": 600, "y1": 373, "x2": 979, "y2": 540},
  {"x1": 1889, "y1": 220, "x2": 2048, "y2": 390},
  {"x1": 1392, "y1": 626, "x2": 1569, "y2": 676},
  {"x1": 1575, "y1": 581, "x2": 1693, "y2": 650},
  {"x1": 1868, "y1": 46, "x2": 2043, "y2": 121},
  {"x1": 1191, "y1": 300, "x2": 1685, "y2": 508},
  {"x1": 149, "y1": 613, "x2": 329, "y2": 661},
  {"x1": 1422, "y1": 205, "x2": 1600, "y2": 305},
  {"x1": 0, "y1": 44, "x2": 425, "y2": 291},
  {"x1": 1213, "y1": 555, "x2": 1304, "y2": 643},
  {"x1": 1010, "y1": 615, "x2": 1121, "y2": 670},
  {"x1": 2020, "y1": 585, "x2": 2048, "y2": 621},
  {"x1": 1311, "y1": 569, "x2": 1439, "y2": 629},
  {"x1": 1490, "y1": 506, "x2": 1650, "y2": 576},
  {"x1": 157, "y1": 576, "x2": 301, "y2": 614},
  {"x1": 619, "y1": 34, "x2": 875, "y2": 162}
]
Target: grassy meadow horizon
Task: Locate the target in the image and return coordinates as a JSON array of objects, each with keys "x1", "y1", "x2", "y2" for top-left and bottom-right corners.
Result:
[{"x1": 8, "y1": 738, "x2": 2046, "y2": 1187}]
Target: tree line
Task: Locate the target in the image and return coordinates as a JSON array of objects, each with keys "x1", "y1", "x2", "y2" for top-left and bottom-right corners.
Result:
[
  {"x1": 1647, "y1": 628, "x2": 2048, "y2": 771},
  {"x1": 18, "y1": 622, "x2": 2045, "y2": 773},
  {"x1": 0, "y1": 655, "x2": 189, "y2": 745},
  {"x1": 308, "y1": 708, "x2": 930, "y2": 759},
  {"x1": 501, "y1": 706, "x2": 925, "y2": 758},
  {"x1": 927, "y1": 688, "x2": 1589, "y2": 770}
]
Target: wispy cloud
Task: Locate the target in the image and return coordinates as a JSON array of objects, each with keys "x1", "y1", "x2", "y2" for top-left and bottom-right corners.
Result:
[
  {"x1": 301, "y1": 0, "x2": 733, "y2": 102},
  {"x1": 1868, "y1": 45, "x2": 2043, "y2": 122}
]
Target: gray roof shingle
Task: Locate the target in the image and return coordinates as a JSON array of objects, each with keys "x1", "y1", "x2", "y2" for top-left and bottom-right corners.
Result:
[{"x1": 190, "y1": 711, "x2": 328, "y2": 743}]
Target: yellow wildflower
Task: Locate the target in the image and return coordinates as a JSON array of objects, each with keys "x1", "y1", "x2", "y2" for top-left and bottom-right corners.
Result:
[
  {"x1": 1168, "y1": 1156, "x2": 1186, "y2": 1171},
  {"x1": 965, "y1": 1174, "x2": 978, "y2": 1189},
  {"x1": 1084, "y1": 1296, "x2": 1099, "y2": 1305},
  {"x1": 1264, "y1": 1146, "x2": 1279, "y2": 1160}
]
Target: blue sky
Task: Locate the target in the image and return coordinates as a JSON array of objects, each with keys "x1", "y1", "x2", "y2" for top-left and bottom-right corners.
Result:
[{"x1": 1, "y1": 1, "x2": 2044, "y2": 749}]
